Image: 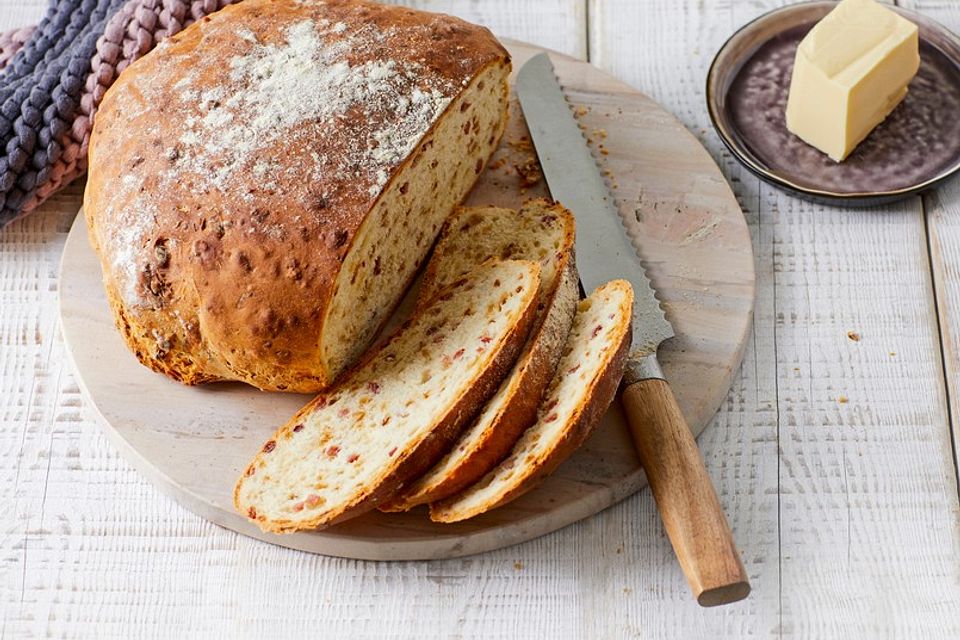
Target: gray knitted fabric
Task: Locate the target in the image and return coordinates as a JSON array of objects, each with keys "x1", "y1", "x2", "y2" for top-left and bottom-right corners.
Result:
[
  {"x1": 0, "y1": 0, "x2": 239, "y2": 228},
  {"x1": 0, "y1": 0, "x2": 129, "y2": 226}
]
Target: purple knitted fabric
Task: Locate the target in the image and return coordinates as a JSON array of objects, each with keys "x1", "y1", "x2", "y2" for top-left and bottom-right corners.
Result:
[
  {"x1": 0, "y1": 27, "x2": 34, "y2": 71},
  {"x1": 0, "y1": 0, "x2": 130, "y2": 226},
  {"x1": 0, "y1": 0, "x2": 240, "y2": 227}
]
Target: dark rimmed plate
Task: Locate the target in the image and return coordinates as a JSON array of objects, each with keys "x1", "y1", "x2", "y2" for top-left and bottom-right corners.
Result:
[{"x1": 707, "y1": 1, "x2": 960, "y2": 206}]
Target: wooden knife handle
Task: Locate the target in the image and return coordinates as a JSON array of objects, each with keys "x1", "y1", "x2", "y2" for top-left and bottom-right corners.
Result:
[{"x1": 622, "y1": 377, "x2": 750, "y2": 606}]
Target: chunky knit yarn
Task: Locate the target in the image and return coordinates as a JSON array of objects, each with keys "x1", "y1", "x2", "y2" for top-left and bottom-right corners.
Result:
[
  {"x1": 0, "y1": 27, "x2": 34, "y2": 71},
  {"x1": 0, "y1": 0, "x2": 239, "y2": 227}
]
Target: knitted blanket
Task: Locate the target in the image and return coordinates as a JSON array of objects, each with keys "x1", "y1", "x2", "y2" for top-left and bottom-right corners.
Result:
[{"x1": 0, "y1": 0, "x2": 239, "y2": 228}]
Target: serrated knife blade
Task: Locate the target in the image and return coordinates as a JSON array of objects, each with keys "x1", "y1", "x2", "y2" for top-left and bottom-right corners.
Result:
[
  {"x1": 516, "y1": 53, "x2": 673, "y2": 368},
  {"x1": 516, "y1": 52, "x2": 749, "y2": 607}
]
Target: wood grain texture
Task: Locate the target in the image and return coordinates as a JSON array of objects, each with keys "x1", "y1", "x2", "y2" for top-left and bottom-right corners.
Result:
[
  {"x1": 592, "y1": 0, "x2": 960, "y2": 636},
  {"x1": 57, "y1": 39, "x2": 753, "y2": 560},
  {"x1": 925, "y1": 170, "x2": 960, "y2": 497},
  {"x1": 0, "y1": 0, "x2": 45, "y2": 31},
  {"x1": 902, "y1": 0, "x2": 960, "y2": 517},
  {"x1": 392, "y1": 0, "x2": 586, "y2": 59},
  {"x1": 622, "y1": 378, "x2": 749, "y2": 606},
  {"x1": 4, "y1": 0, "x2": 960, "y2": 637}
]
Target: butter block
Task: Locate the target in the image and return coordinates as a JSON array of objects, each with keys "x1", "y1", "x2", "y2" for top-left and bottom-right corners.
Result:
[{"x1": 785, "y1": 0, "x2": 920, "y2": 162}]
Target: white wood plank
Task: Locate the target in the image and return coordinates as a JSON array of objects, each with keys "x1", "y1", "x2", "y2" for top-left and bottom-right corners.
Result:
[
  {"x1": 900, "y1": 0, "x2": 960, "y2": 528},
  {"x1": 390, "y1": 0, "x2": 587, "y2": 59},
  {"x1": 590, "y1": 0, "x2": 960, "y2": 637},
  {"x1": 925, "y1": 176, "x2": 960, "y2": 492},
  {"x1": 0, "y1": 1, "x2": 587, "y2": 58},
  {"x1": 0, "y1": 0, "x2": 45, "y2": 31}
]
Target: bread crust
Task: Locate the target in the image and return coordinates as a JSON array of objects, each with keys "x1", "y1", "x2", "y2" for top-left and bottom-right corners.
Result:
[
  {"x1": 234, "y1": 260, "x2": 540, "y2": 533},
  {"x1": 84, "y1": 0, "x2": 509, "y2": 392},
  {"x1": 429, "y1": 281, "x2": 634, "y2": 523},
  {"x1": 380, "y1": 202, "x2": 579, "y2": 511}
]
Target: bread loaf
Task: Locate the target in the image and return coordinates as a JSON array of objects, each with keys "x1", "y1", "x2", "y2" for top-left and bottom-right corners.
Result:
[
  {"x1": 84, "y1": 0, "x2": 511, "y2": 392},
  {"x1": 380, "y1": 200, "x2": 578, "y2": 511},
  {"x1": 430, "y1": 280, "x2": 633, "y2": 523},
  {"x1": 235, "y1": 259, "x2": 540, "y2": 533}
]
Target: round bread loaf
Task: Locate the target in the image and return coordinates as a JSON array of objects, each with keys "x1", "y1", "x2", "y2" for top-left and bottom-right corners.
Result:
[{"x1": 83, "y1": 0, "x2": 510, "y2": 392}]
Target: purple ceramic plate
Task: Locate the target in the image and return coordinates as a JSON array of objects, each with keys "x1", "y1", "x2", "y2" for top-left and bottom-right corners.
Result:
[{"x1": 707, "y1": 1, "x2": 960, "y2": 206}]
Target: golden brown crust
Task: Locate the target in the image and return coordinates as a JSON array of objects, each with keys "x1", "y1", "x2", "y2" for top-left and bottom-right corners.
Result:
[{"x1": 84, "y1": 0, "x2": 509, "y2": 392}]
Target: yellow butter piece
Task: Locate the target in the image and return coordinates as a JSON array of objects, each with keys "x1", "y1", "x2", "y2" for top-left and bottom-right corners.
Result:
[{"x1": 785, "y1": 0, "x2": 920, "y2": 162}]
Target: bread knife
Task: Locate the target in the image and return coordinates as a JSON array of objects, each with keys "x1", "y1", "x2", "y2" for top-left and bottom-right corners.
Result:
[{"x1": 516, "y1": 52, "x2": 750, "y2": 607}]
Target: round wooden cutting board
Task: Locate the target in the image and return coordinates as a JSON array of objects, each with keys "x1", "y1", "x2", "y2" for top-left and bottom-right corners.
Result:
[{"x1": 59, "y1": 41, "x2": 755, "y2": 560}]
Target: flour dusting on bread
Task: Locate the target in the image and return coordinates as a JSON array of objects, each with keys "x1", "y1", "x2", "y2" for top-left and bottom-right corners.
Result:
[
  {"x1": 84, "y1": 0, "x2": 511, "y2": 392},
  {"x1": 105, "y1": 14, "x2": 459, "y2": 309},
  {"x1": 171, "y1": 19, "x2": 454, "y2": 194}
]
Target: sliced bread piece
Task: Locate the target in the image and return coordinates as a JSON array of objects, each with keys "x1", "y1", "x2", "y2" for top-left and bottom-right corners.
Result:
[
  {"x1": 234, "y1": 259, "x2": 541, "y2": 533},
  {"x1": 430, "y1": 279, "x2": 634, "y2": 523},
  {"x1": 417, "y1": 199, "x2": 575, "y2": 308},
  {"x1": 379, "y1": 201, "x2": 578, "y2": 512}
]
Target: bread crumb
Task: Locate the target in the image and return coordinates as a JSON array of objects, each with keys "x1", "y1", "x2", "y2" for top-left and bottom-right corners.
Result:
[
  {"x1": 838, "y1": 395, "x2": 848, "y2": 404},
  {"x1": 847, "y1": 331, "x2": 861, "y2": 342},
  {"x1": 514, "y1": 158, "x2": 543, "y2": 188},
  {"x1": 513, "y1": 561, "x2": 524, "y2": 570},
  {"x1": 487, "y1": 157, "x2": 507, "y2": 171},
  {"x1": 507, "y1": 135, "x2": 533, "y2": 153}
]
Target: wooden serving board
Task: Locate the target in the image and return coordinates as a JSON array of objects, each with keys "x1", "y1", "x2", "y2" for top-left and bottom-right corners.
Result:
[{"x1": 58, "y1": 41, "x2": 755, "y2": 560}]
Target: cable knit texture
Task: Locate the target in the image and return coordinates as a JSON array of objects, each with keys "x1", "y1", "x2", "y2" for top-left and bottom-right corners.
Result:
[{"x1": 0, "y1": 0, "x2": 239, "y2": 227}]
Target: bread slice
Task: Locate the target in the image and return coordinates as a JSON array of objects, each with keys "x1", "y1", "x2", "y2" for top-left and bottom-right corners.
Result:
[
  {"x1": 417, "y1": 200, "x2": 576, "y2": 309},
  {"x1": 234, "y1": 259, "x2": 540, "y2": 533},
  {"x1": 379, "y1": 200, "x2": 578, "y2": 511},
  {"x1": 430, "y1": 280, "x2": 634, "y2": 523}
]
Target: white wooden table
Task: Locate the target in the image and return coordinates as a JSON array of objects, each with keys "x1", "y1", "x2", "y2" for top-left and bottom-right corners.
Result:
[{"x1": 3, "y1": 0, "x2": 959, "y2": 637}]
